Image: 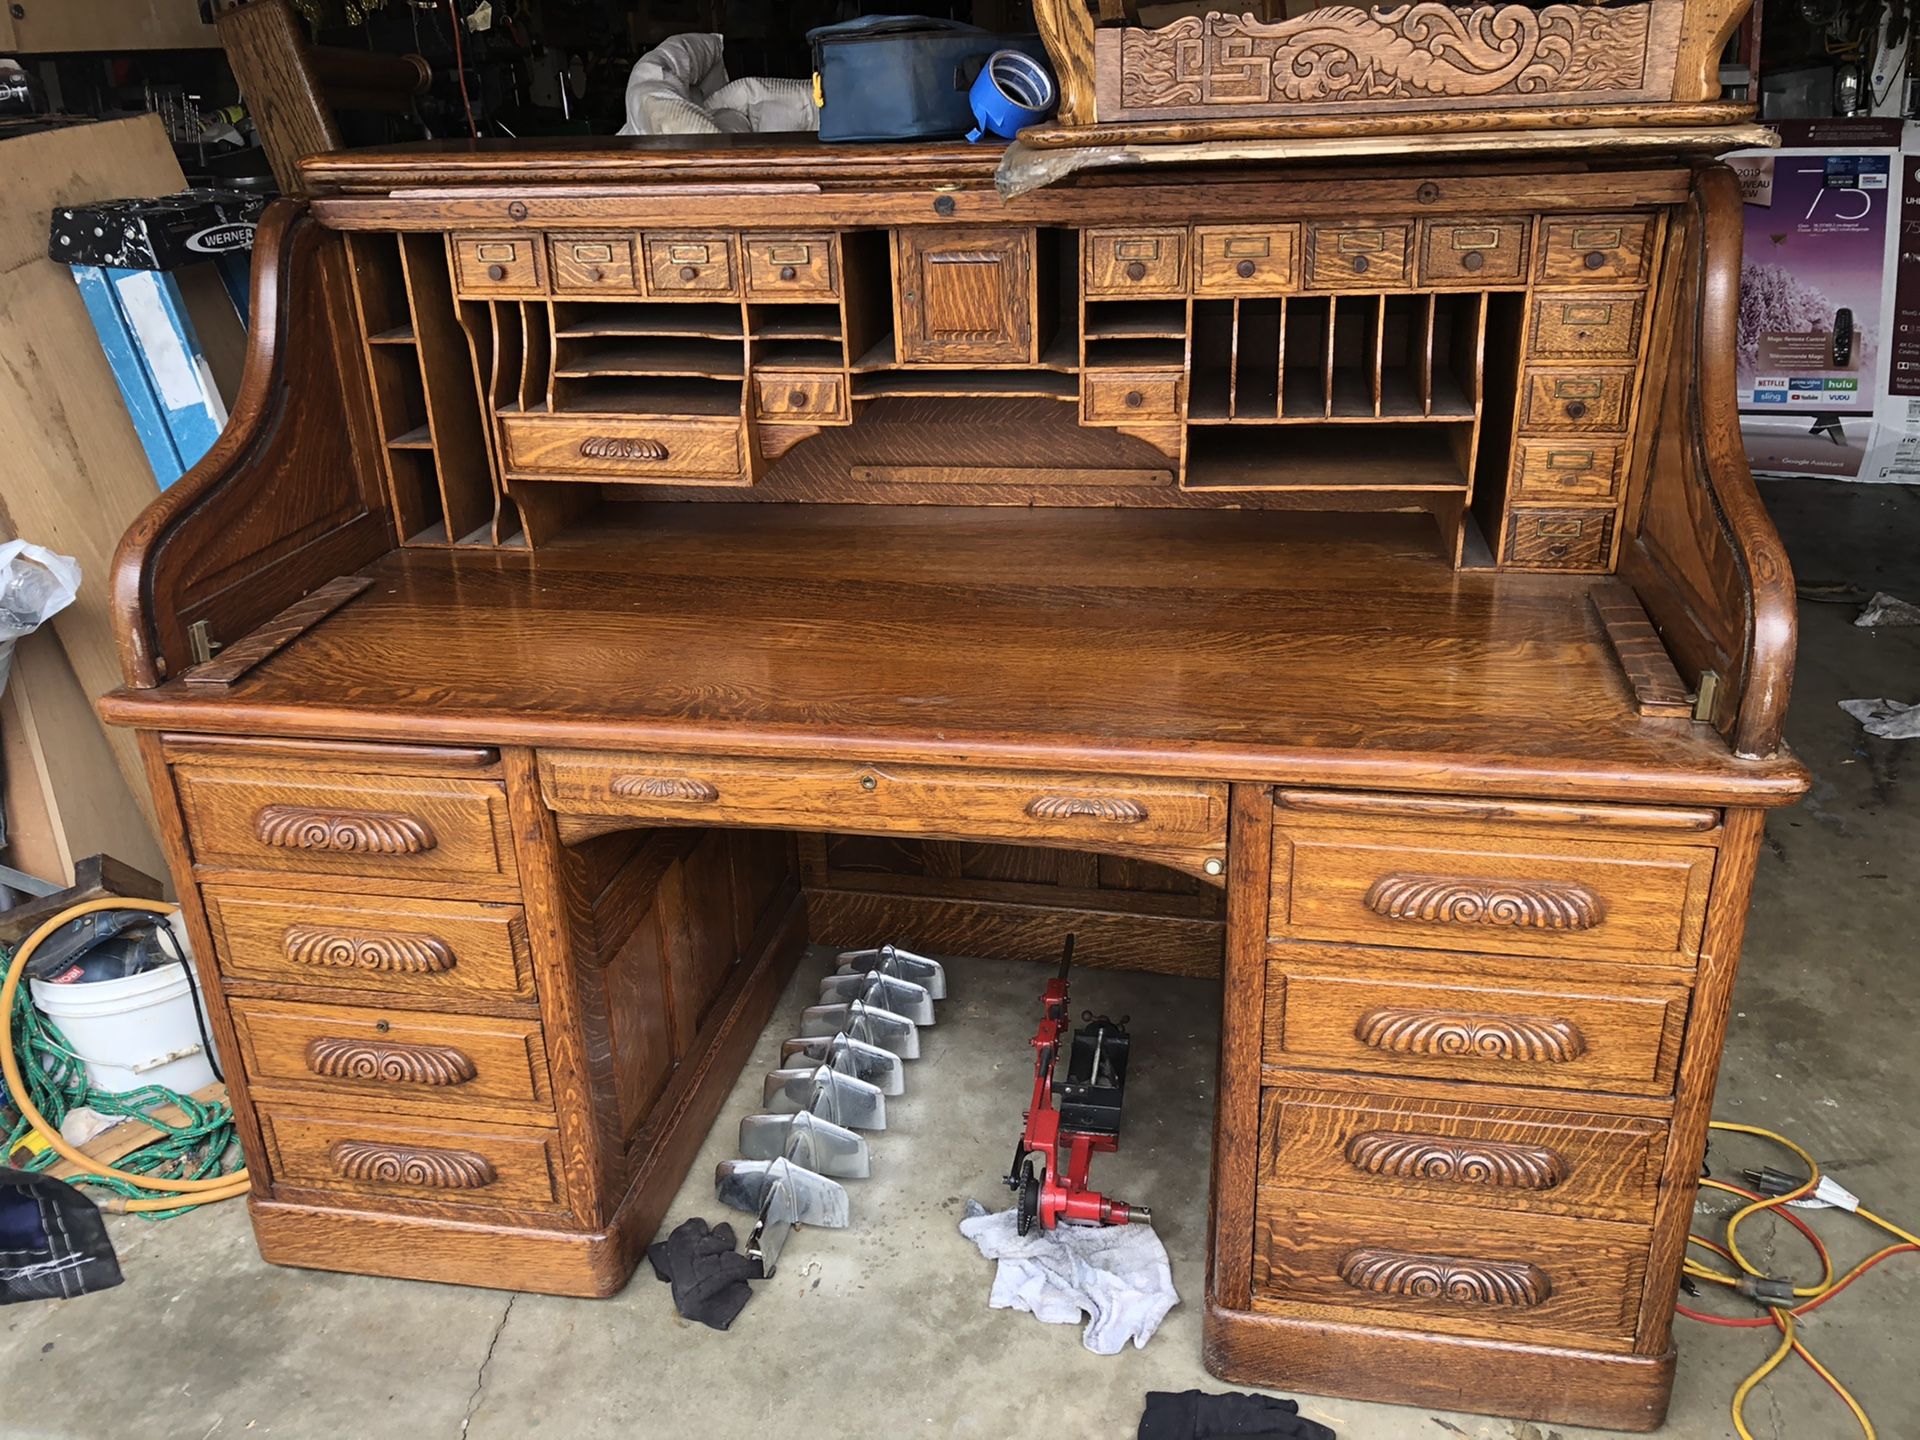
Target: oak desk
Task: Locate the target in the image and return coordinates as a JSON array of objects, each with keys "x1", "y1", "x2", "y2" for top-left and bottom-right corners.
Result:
[{"x1": 102, "y1": 127, "x2": 1803, "y2": 1432}]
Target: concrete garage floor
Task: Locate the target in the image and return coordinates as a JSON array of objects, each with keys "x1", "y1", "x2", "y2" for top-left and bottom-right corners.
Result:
[{"x1": 4, "y1": 478, "x2": 1916, "y2": 1440}]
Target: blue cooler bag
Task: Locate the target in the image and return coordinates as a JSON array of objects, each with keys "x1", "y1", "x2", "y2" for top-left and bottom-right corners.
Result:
[{"x1": 808, "y1": 15, "x2": 1049, "y2": 142}]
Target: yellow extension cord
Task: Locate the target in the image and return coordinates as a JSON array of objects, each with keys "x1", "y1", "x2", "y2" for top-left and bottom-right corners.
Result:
[
  {"x1": 1687, "y1": 1121, "x2": 1920, "y2": 1440},
  {"x1": 1, "y1": 897, "x2": 249, "y2": 1213}
]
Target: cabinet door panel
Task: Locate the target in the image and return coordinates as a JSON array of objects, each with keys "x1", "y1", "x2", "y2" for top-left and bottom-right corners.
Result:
[{"x1": 895, "y1": 227, "x2": 1036, "y2": 364}]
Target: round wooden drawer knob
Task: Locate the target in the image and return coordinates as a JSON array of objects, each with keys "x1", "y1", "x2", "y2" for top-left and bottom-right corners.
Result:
[
  {"x1": 779, "y1": 264, "x2": 797, "y2": 281},
  {"x1": 1584, "y1": 250, "x2": 1607, "y2": 270},
  {"x1": 588, "y1": 266, "x2": 604, "y2": 282},
  {"x1": 1125, "y1": 390, "x2": 1146, "y2": 409},
  {"x1": 486, "y1": 263, "x2": 506, "y2": 281},
  {"x1": 1565, "y1": 399, "x2": 1589, "y2": 420},
  {"x1": 1236, "y1": 259, "x2": 1257, "y2": 278},
  {"x1": 1125, "y1": 260, "x2": 1147, "y2": 281},
  {"x1": 788, "y1": 389, "x2": 808, "y2": 408},
  {"x1": 1461, "y1": 250, "x2": 1485, "y2": 272},
  {"x1": 1351, "y1": 254, "x2": 1370, "y2": 274},
  {"x1": 680, "y1": 265, "x2": 699, "y2": 282}
]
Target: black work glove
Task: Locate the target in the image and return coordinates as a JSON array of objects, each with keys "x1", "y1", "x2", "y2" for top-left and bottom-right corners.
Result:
[{"x1": 1138, "y1": 1388, "x2": 1337, "y2": 1440}]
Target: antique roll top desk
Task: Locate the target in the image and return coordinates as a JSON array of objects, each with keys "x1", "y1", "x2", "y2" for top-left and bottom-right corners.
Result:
[{"x1": 101, "y1": 1, "x2": 1805, "y2": 1429}]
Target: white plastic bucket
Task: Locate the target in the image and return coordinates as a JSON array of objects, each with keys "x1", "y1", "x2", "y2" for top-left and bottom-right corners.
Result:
[{"x1": 29, "y1": 962, "x2": 217, "y2": 1096}]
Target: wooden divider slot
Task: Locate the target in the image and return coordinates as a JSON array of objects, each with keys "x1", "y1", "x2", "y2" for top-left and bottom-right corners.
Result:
[{"x1": 345, "y1": 233, "x2": 443, "y2": 544}]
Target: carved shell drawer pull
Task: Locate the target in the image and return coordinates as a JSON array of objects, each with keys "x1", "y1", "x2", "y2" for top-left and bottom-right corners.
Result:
[
  {"x1": 1339, "y1": 1247, "x2": 1550, "y2": 1308},
  {"x1": 608, "y1": 775, "x2": 720, "y2": 802},
  {"x1": 305, "y1": 1036, "x2": 478, "y2": 1086},
  {"x1": 331, "y1": 1140, "x2": 496, "y2": 1190},
  {"x1": 1355, "y1": 1007, "x2": 1587, "y2": 1063},
  {"x1": 579, "y1": 436, "x2": 668, "y2": 462},
  {"x1": 1025, "y1": 795, "x2": 1150, "y2": 824},
  {"x1": 1344, "y1": 1130, "x2": 1568, "y2": 1190},
  {"x1": 1363, "y1": 874, "x2": 1603, "y2": 930},
  {"x1": 284, "y1": 924, "x2": 457, "y2": 975},
  {"x1": 255, "y1": 806, "x2": 437, "y2": 856}
]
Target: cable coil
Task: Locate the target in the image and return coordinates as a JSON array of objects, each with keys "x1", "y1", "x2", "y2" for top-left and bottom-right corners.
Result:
[{"x1": 2, "y1": 898, "x2": 248, "y2": 1213}]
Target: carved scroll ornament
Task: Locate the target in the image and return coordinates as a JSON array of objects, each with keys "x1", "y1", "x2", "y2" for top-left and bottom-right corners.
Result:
[
  {"x1": 579, "y1": 436, "x2": 667, "y2": 461},
  {"x1": 331, "y1": 1140, "x2": 496, "y2": 1190},
  {"x1": 1113, "y1": 3, "x2": 1655, "y2": 113},
  {"x1": 305, "y1": 1037, "x2": 478, "y2": 1087},
  {"x1": 1025, "y1": 794, "x2": 1151, "y2": 824},
  {"x1": 609, "y1": 775, "x2": 720, "y2": 802},
  {"x1": 1339, "y1": 1247, "x2": 1551, "y2": 1307},
  {"x1": 1363, "y1": 874, "x2": 1604, "y2": 930},
  {"x1": 255, "y1": 805, "x2": 436, "y2": 855},
  {"x1": 1344, "y1": 1130, "x2": 1568, "y2": 1190},
  {"x1": 284, "y1": 925, "x2": 457, "y2": 974},
  {"x1": 1355, "y1": 1007, "x2": 1587, "y2": 1063}
]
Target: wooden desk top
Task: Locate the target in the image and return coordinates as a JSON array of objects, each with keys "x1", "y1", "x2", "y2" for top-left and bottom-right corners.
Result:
[{"x1": 103, "y1": 505, "x2": 1805, "y2": 806}]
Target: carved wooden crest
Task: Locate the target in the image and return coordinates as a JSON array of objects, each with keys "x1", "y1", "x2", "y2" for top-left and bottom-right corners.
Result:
[
  {"x1": 1354, "y1": 1006, "x2": 1587, "y2": 1062},
  {"x1": 284, "y1": 925, "x2": 457, "y2": 974},
  {"x1": 255, "y1": 805, "x2": 436, "y2": 855},
  {"x1": 305, "y1": 1036, "x2": 478, "y2": 1086},
  {"x1": 331, "y1": 1140, "x2": 497, "y2": 1190},
  {"x1": 1098, "y1": 1, "x2": 1678, "y2": 120},
  {"x1": 1363, "y1": 873, "x2": 1604, "y2": 930},
  {"x1": 1344, "y1": 1130, "x2": 1568, "y2": 1189},
  {"x1": 608, "y1": 774, "x2": 720, "y2": 802},
  {"x1": 1339, "y1": 1246, "x2": 1551, "y2": 1307},
  {"x1": 1025, "y1": 794, "x2": 1151, "y2": 824}
]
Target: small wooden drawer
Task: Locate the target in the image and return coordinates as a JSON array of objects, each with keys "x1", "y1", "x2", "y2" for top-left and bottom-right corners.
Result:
[
  {"x1": 1082, "y1": 371, "x2": 1184, "y2": 425},
  {"x1": 1192, "y1": 225, "x2": 1300, "y2": 295},
  {"x1": 547, "y1": 235, "x2": 638, "y2": 294},
  {"x1": 230, "y1": 998, "x2": 552, "y2": 1113},
  {"x1": 753, "y1": 372, "x2": 848, "y2": 423},
  {"x1": 1520, "y1": 369, "x2": 1632, "y2": 433},
  {"x1": 1084, "y1": 228, "x2": 1188, "y2": 296},
  {"x1": 259, "y1": 1107, "x2": 565, "y2": 1212},
  {"x1": 1530, "y1": 293, "x2": 1644, "y2": 361},
  {"x1": 173, "y1": 765, "x2": 517, "y2": 889},
  {"x1": 203, "y1": 886, "x2": 534, "y2": 1001},
  {"x1": 1259, "y1": 1085, "x2": 1668, "y2": 1223},
  {"x1": 1269, "y1": 812, "x2": 1712, "y2": 966},
  {"x1": 744, "y1": 234, "x2": 839, "y2": 297},
  {"x1": 1419, "y1": 220, "x2": 1528, "y2": 284},
  {"x1": 1253, "y1": 1190, "x2": 1650, "y2": 1348},
  {"x1": 1506, "y1": 507, "x2": 1617, "y2": 571},
  {"x1": 1513, "y1": 440, "x2": 1625, "y2": 501},
  {"x1": 644, "y1": 233, "x2": 739, "y2": 295},
  {"x1": 539, "y1": 752, "x2": 1229, "y2": 872},
  {"x1": 1539, "y1": 217, "x2": 1655, "y2": 286},
  {"x1": 452, "y1": 236, "x2": 544, "y2": 296},
  {"x1": 1306, "y1": 224, "x2": 1411, "y2": 289},
  {"x1": 500, "y1": 414, "x2": 746, "y2": 484},
  {"x1": 1261, "y1": 963, "x2": 1689, "y2": 1096}
]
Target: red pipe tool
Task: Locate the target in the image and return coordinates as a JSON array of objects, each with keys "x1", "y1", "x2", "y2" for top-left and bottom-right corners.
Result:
[{"x1": 1004, "y1": 935, "x2": 1151, "y2": 1234}]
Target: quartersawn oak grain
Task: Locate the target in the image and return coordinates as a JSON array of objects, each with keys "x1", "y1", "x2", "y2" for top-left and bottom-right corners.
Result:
[{"x1": 101, "y1": 134, "x2": 1803, "y2": 1431}]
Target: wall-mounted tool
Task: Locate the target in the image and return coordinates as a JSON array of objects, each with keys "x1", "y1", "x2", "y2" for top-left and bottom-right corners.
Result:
[{"x1": 1004, "y1": 935, "x2": 1150, "y2": 1235}]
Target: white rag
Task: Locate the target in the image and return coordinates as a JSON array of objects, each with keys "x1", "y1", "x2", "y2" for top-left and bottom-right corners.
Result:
[{"x1": 958, "y1": 1199, "x2": 1178, "y2": 1354}]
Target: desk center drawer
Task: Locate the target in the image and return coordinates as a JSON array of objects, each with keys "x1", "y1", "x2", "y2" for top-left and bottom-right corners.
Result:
[{"x1": 539, "y1": 752, "x2": 1228, "y2": 866}]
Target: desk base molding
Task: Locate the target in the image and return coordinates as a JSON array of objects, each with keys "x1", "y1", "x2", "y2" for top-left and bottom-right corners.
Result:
[{"x1": 1202, "y1": 1296, "x2": 1675, "y2": 1432}]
